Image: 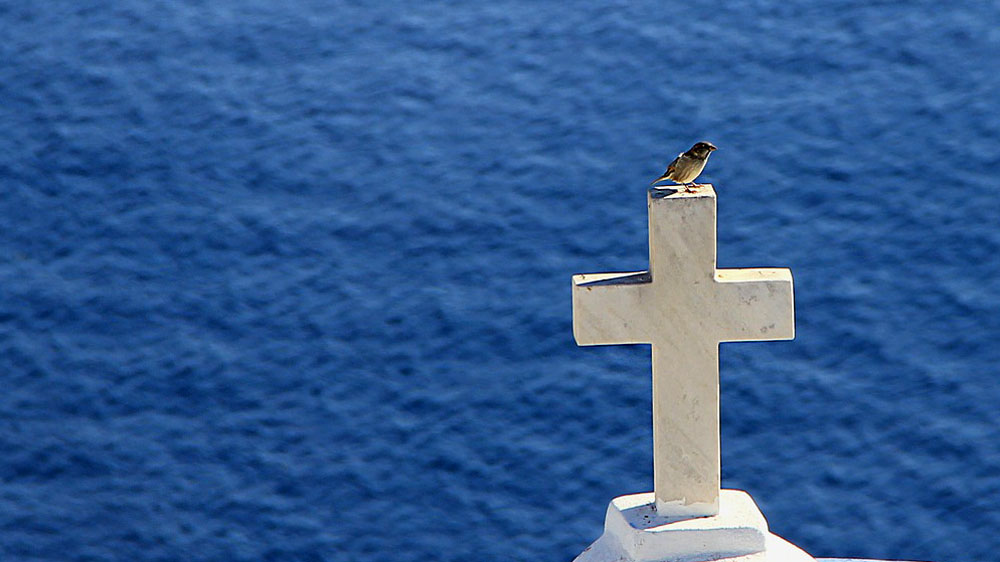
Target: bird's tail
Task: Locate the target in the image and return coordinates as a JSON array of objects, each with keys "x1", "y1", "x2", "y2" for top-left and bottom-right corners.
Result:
[{"x1": 650, "y1": 176, "x2": 669, "y2": 186}]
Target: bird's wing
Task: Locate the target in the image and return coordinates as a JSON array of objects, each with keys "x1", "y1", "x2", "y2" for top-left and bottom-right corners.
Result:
[
  {"x1": 663, "y1": 153, "x2": 683, "y2": 177},
  {"x1": 651, "y1": 153, "x2": 686, "y2": 185}
]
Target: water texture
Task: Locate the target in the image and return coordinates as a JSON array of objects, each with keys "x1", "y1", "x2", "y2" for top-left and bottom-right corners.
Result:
[{"x1": 1, "y1": 2, "x2": 999, "y2": 561}]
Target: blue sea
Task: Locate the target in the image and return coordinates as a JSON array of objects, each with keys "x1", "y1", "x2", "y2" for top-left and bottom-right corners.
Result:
[{"x1": 1, "y1": 2, "x2": 999, "y2": 561}]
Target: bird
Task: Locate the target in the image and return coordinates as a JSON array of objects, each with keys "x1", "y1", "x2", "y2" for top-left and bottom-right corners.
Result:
[{"x1": 650, "y1": 141, "x2": 717, "y2": 192}]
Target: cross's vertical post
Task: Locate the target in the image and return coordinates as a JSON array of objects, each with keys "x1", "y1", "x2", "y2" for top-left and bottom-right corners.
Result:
[{"x1": 572, "y1": 186, "x2": 794, "y2": 517}]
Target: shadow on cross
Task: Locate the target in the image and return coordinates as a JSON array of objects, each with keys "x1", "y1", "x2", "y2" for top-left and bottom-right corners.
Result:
[
  {"x1": 576, "y1": 272, "x2": 651, "y2": 287},
  {"x1": 650, "y1": 187, "x2": 679, "y2": 199}
]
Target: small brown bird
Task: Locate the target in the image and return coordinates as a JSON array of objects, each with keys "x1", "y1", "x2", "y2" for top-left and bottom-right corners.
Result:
[{"x1": 650, "y1": 141, "x2": 717, "y2": 192}]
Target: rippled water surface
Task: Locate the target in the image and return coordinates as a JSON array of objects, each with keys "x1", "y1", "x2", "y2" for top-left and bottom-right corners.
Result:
[{"x1": 1, "y1": 2, "x2": 999, "y2": 561}]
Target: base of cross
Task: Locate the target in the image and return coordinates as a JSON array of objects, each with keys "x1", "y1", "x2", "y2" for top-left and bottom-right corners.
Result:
[{"x1": 574, "y1": 490, "x2": 815, "y2": 562}]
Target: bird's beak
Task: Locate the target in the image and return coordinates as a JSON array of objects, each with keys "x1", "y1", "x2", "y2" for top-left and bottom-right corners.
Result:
[{"x1": 709, "y1": 145, "x2": 717, "y2": 151}]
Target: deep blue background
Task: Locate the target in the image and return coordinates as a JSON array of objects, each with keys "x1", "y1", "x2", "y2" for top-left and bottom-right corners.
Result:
[{"x1": 1, "y1": 2, "x2": 999, "y2": 561}]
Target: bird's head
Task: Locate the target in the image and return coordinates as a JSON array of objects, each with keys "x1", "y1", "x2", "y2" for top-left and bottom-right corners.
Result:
[{"x1": 690, "y1": 141, "x2": 717, "y2": 157}]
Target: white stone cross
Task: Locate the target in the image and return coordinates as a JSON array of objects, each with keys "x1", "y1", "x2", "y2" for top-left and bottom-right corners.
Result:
[{"x1": 572, "y1": 185, "x2": 794, "y2": 518}]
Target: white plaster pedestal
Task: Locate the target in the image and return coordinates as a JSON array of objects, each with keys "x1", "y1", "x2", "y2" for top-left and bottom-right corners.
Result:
[{"x1": 574, "y1": 490, "x2": 814, "y2": 562}]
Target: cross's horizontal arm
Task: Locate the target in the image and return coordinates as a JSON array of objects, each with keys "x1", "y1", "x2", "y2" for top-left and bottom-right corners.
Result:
[
  {"x1": 572, "y1": 272, "x2": 653, "y2": 346},
  {"x1": 712, "y1": 268, "x2": 795, "y2": 343}
]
